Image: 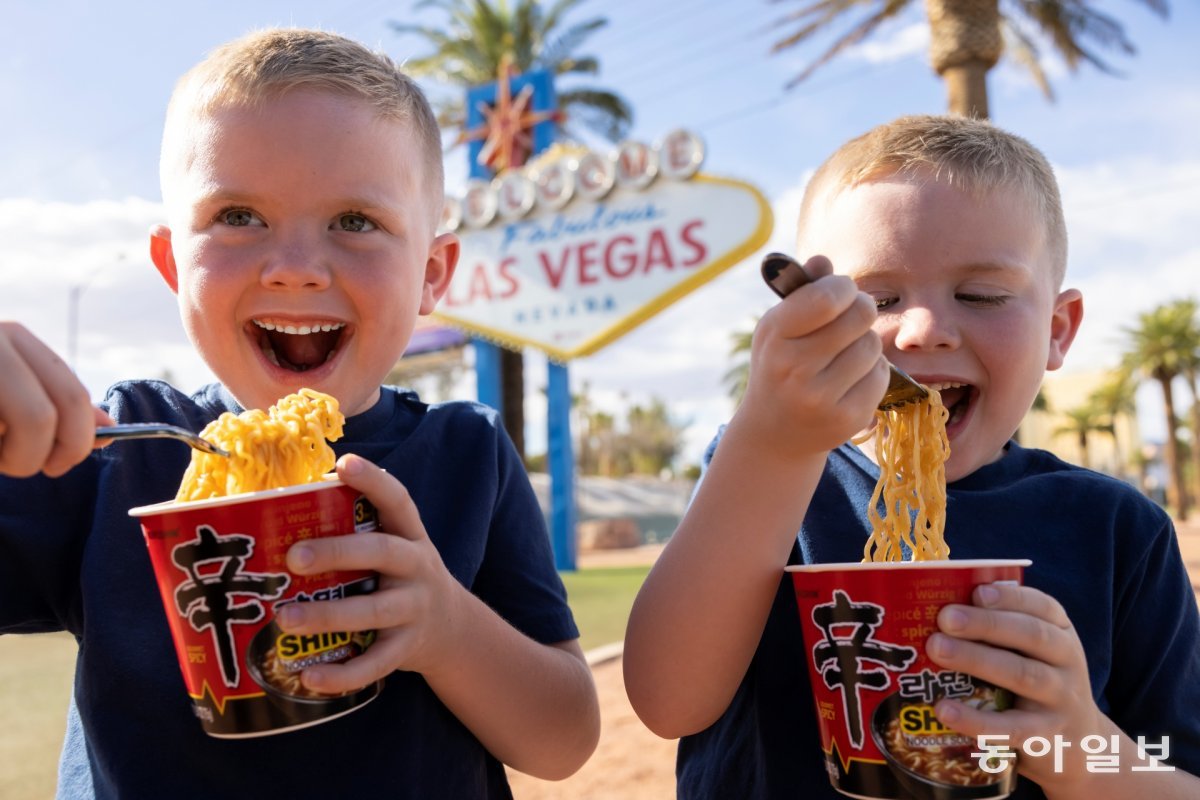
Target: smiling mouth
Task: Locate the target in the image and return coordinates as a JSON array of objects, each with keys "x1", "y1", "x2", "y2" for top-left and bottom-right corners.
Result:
[
  {"x1": 926, "y1": 381, "x2": 976, "y2": 429},
  {"x1": 251, "y1": 318, "x2": 347, "y2": 372}
]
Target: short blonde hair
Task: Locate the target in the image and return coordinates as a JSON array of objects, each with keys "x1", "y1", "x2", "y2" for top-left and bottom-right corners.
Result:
[
  {"x1": 798, "y1": 114, "x2": 1068, "y2": 286},
  {"x1": 160, "y1": 28, "x2": 444, "y2": 208}
]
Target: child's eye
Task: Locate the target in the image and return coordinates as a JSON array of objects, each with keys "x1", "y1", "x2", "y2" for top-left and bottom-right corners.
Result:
[
  {"x1": 335, "y1": 213, "x2": 376, "y2": 233},
  {"x1": 957, "y1": 293, "x2": 1009, "y2": 307},
  {"x1": 219, "y1": 208, "x2": 262, "y2": 227},
  {"x1": 872, "y1": 295, "x2": 898, "y2": 310}
]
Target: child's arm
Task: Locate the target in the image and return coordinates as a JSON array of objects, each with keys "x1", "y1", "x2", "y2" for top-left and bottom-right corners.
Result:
[
  {"x1": 928, "y1": 583, "x2": 1200, "y2": 798},
  {"x1": 624, "y1": 259, "x2": 889, "y2": 739},
  {"x1": 0, "y1": 322, "x2": 113, "y2": 478},
  {"x1": 276, "y1": 454, "x2": 600, "y2": 780}
]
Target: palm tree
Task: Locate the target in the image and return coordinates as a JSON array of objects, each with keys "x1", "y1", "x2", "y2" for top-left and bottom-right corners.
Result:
[
  {"x1": 1123, "y1": 301, "x2": 1194, "y2": 519},
  {"x1": 1163, "y1": 299, "x2": 1200, "y2": 500},
  {"x1": 768, "y1": 0, "x2": 1170, "y2": 118},
  {"x1": 1053, "y1": 403, "x2": 1110, "y2": 470},
  {"x1": 392, "y1": 0, "x2": 633, "y2": 459},
  {"x1": 723, "y1": 323, "x2": 757, "y2": 407},
  {"x1": 1088, "y1": 366, "x2": 1139, "y2": 479},
  {"x1": 392, "y1": 0, "x2": 632, "y2": 142}
]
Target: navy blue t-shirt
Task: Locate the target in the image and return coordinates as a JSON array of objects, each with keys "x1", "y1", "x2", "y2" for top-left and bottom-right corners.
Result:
[
  {"x1": 0, "y1": 381, "x2": 577, "y2": 799},
  {"x1": 678, "y1": 437, "x2": 1200, "y2": 799}
]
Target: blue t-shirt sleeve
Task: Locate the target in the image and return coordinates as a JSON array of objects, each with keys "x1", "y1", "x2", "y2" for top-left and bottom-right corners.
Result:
[{"x1": 0, "y1": 465, "x2": 96, "y2": 633}]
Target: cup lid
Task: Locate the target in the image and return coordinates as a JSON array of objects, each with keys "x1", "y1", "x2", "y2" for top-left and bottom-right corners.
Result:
[
  {"x1": 128, "y1": 475, "x2": 342, "y2": 517},
  {"x1": 786, "y1": 558, "x2": 1032, "y2": 573}
]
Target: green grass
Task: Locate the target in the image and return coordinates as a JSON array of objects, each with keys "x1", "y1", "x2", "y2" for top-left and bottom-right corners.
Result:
[
  {"x1": 560, "y1": 564, "x2": 652, "y2": 653},
  {"x1": 0, "y1": 565, "x2": 648, "y2": 797},
  {"x1": 0, "y1": 632, "x2": 76, "y2": 800}
]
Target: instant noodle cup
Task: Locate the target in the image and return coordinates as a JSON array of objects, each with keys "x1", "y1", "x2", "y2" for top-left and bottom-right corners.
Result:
[
  {"x1": 787, "y1": 560, "x2": 1030, "y2": 800},
  {"x1": 130, "y1": 479, "x2": 382, "y2": 738}
]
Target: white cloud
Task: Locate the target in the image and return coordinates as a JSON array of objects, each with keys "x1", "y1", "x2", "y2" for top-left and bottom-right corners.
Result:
[
  {"x1": 848, "y1": 23, "x2": 929, "y2": 65},
  {"x1": 0, "y1": 196, "x2": 214, "y2": 401},
  {"x1": 1056, "y1": 157, "x2": 1200, "y2": 373}
]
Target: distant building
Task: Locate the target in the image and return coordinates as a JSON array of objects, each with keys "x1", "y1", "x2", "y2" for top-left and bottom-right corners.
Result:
[{"x1": 1018, "y1": 369, "x2": 1141, "y2": 483}]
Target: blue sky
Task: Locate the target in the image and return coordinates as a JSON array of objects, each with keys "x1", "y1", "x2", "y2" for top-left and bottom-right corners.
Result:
[{"x1": 2, "y1": 0, "x2": 1197, "y2": 463}]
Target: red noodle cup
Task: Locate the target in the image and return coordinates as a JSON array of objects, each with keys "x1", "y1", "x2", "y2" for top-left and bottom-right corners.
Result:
[
  {"x1": 787, "y1": 560, "x2": 1030, "y2": 800},
  {"x1": 130, "y1": 479, "x2": 382, "y2": 738}
]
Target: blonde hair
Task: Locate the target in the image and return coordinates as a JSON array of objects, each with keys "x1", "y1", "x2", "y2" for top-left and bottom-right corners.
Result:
[
  {"x1": 160, "y1": 28, "x2": 444, "y2": 209},
  {"x1": 798, "y1": 115, "x2": 1068, "y2": 287}
]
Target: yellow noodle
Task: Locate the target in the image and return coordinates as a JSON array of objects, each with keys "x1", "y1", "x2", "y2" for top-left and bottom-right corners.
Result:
[
  {"x1": 176, "y1": 389, "x2": 344, "y2": 501},
  {"x1": 860, "y1": 391, "x2": 950, "y2": 562}
]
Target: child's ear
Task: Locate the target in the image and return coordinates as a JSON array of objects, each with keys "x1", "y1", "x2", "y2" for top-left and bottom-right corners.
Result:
[
  {"x1": 1046, "y1": 288, "x2": 1084, "y2": 371},
  {"x1": 419, "y1": 232, "x2": 460, "y2": 315},
  {"x1": 149, "y1": 225, "x2": 178, "y2": 293}
]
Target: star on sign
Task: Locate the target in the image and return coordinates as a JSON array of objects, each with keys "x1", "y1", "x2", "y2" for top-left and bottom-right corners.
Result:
[{"x1": 458, "y1": 56, "x2": 563, "y2": 174}]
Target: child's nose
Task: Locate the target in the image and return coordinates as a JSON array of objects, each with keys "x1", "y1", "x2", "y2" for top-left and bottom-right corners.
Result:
[
  {"x1": 260, "y1": 243, "x2": 332, "y2": 290},
  {"x1": 892, "y1": 305, "x2": 959, "y2": 351}
]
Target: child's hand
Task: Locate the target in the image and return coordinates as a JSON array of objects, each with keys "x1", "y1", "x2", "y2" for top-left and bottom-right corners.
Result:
[
  {"x1": 278, "y1": 454, "x2": 464, "y2": 694},
  {"x1": 0, "y1": 322, "x2": 113, "y2": 478},
  {"x1": 737, "y1": 255, "x2": 888, "y2": 458},
  {"x1": 927, "y1": 582, "x2": 1107, "y2": 789}
]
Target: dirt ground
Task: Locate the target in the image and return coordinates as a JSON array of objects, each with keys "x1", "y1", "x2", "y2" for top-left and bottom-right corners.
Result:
[
  {"x1": 507, "y1": 543, "x2": 677, "y2": 799},
  {"x1": 506, "y1": 654, "x2": 677, "y2": 800}
]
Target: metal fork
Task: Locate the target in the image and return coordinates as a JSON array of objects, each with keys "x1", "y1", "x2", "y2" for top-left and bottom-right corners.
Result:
[
  {"x1": 760, "y1": 252, "x2": 929, "y2": 410},
  {"x1": 95, "y1": 424, "x2": 230, "y2": 457}
]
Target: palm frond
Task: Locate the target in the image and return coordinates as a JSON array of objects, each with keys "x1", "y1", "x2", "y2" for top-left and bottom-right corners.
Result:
[
  {"x1": 1000, "y1": 18, "x2": 1055, "y2": 100},
  {"x1": 557, "y1": 88, "x2": 633, "y2": 141},
  {"x1": 555, "y1": 55, "x2": 600, "y2": 76},
  {"x1": 540, "y1": 0, "x2": 590, "y2": 35},
  {"x1": 537, "y1": 19, "x2": 609, "y2": 70},
  {"x1": 783, "y1": 1, "x2": 914, "y2": 89},
  {"x1": 768, "y1": 0, "x2": 868, "y2": 51}
]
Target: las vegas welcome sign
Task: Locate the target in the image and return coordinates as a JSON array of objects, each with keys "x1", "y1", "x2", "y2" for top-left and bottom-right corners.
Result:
[{"x1": 435, "y1": 130, "x2": 773, "y2": 361}]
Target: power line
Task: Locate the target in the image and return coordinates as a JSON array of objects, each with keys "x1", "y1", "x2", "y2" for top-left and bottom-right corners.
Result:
[
  {"x1": 690, "y1": 63, "x2": 884, "y2": 131},
  {"x1": 600, "y1": 4, "x2": 777, "y2": 85}
]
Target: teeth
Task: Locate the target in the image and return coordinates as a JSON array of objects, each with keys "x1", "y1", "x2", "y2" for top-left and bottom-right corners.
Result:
[
  {"x1": 925, "y1": 381, "x2": 967, "y2": 391},
  {"x1": 253, "y1": 319, "x2": 345, "y2": 334}
]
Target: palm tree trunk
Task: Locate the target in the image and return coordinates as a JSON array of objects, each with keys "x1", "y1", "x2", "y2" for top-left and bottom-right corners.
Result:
[
  {"x1": 1159, "y1": 376, "x2": 1189, "y2": 519},
  {"x1": 942, "y1": 63, "x2": 991, "y2": 118},
  {"x1": 925, "y1": 0, "x2": 1001, "y2": 119},
  {"x1": 1077, "y1": 431, "x2": 1090, "y2": 470},
  {"x1": 1188, "y1": 373, "x2": 1200, "y2": 505}
]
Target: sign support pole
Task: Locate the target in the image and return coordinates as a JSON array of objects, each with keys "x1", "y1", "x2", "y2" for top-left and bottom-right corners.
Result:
[
  {"x1": 547, "y1": 361, "x2": 576, "y2": 571},
  {"x1": 473, "y1": 340, "x2": 503, "y2": 414},
  {"x1": 461, "y1": 66, "x2": 577, "y2": 571}
]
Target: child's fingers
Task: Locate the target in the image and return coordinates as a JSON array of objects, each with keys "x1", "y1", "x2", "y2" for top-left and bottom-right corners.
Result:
[
  {"x1": 333, "y1": 454, "x2": 427, "y2": 541},
  {"x1": 275, "y1": 584, "x2": 421, "y2": 634},
  {"x1": 926, "y1": 632, "x2": 1067, "y2": 705},
  {"x1": 800, "y1": 254, "x2": 833, "y2": 279},
  {"x1": 765, "y1": 274, "x2": 864, "y2": 339},
  {"x1": 0, "y1": 324, "x2": 95, "y2": 477},
  {"x1": 932, "y1": 697, "x2": 1042, "y2": 743},
  {"x1": 972, "y1": 582, "x2": 1073, "y2": 629},
  {"x1": 934, "y1": 603, "x2": 1077, "y2": 667},
  {"x1": 298, "y1": 637, "x2": 402, "y2": 695},
  {"x1": 286, "y1": 530, "x2": 421, "y2": 577}
]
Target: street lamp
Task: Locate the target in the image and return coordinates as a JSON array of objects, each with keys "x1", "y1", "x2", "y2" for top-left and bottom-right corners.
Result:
[{"x1": 67, "y1": 252, "x2": 124, "y2": 372}]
